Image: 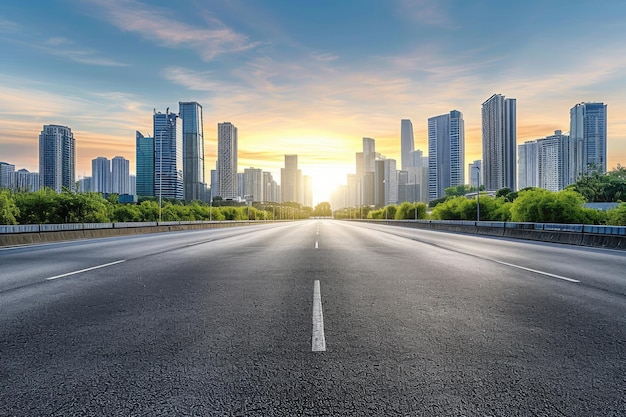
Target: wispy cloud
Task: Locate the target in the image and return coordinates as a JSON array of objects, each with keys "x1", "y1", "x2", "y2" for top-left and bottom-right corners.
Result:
[
  {"x1": 394, "y1": 0, "x2": 456, "y2": 28},
  {"x1": 85, "y1": 0, "x2": 260, "y2": 61},
  {"x1": 0, "y1": 18, "x2": 19, "y2": 33},
  {"x1": 41, "y1": 37, "x2": 129, "y2": 67}
]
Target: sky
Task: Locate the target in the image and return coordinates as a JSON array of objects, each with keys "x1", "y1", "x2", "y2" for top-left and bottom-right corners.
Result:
[{"x1": 1, "y1": 0, "x2": 626, "y2": 205}]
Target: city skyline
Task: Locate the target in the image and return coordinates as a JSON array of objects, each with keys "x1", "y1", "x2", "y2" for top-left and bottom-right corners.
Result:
[{"x1": 2, "y1": 1, "x2": 626, "y2": 204}]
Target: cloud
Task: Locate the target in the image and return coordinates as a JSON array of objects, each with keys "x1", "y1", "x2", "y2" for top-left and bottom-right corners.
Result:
[
  {"x1": 394, "y1": 0, "x2": 456, "y2": 28},
  {"x1": 85, "y1": 0, "x2": 260, "y2": 61}
]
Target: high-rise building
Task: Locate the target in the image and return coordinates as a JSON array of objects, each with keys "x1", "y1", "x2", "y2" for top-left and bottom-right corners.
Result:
[
  {"x1": 517, "y1": 141, "x2": 538, "y2": 190},
  {"x1": 91, "y1": 157, "x2": 111, "y2": 194},
  {"x1": 111, "y1": 156, "x2": 130, "y2": 195},
  {"x1": 244, "y1": 167, "x2": 264, "y2": 202},
  {"x1": 400, "y1": 119, "x2": 415, "y2": 171},
  {"x1": 135, "y1": 131, "x2": 154, "y2": 197},
  {"x1": 362, "y1": 138, "x2": 376, "y2": 206},
  {"x1": 428, "y1": 110, "x2": 465, "y2": 200},
  {"x1": 39, "y1": 124, "x2": 75, "y2": 192},
  {"x1": 179, "y1": 102, "x2": 205, "y2": 201},
  {"x1": 210, "y1": 169, "x2": 219, "y2": 200},
  {"x1": 77, "y1": 177, "x2": 91, "y2": 193},
  {"x1": 217, "y1": 122, "x2": 238, "y2": 199},
  {"x1": 154, "y1": 110, "x2": 184, "y2": 200},
  {"x1": 237, "y1": 173, "x2": 245, "y2": 200},
  {"x1": 538, "y1": 131, "x2": 570, "y2": 192},
  {"x1": 303, "y1": 175, "x2": 313, "y2": 207},
  {"x1": 408, "y1": 150, "x2": 429, "y2": 203},
  {"x1": 363, "y1": 137, "x2": 376, "y2": 174},
  {"x1": 569, "y1": 102, "x2": 607, "y2": 181},
  {"x1": 374, "y1": 159, "x2": 397, "y2": 207},
  {"x1": 10, "y1": 169, "x2": 40, "y2": 192},
  {"x1": 0, "y1": 162, "x2": 15, "y2": 189},
  {"x1": 482, "y1": 94, "x2": 516, "y2": 191},
  {"x1": 468, "y1": 160, "x2": 482, "y2": 190},
  {"x1": 281, "y1": 154, "x2": 302, "y2": 203}
]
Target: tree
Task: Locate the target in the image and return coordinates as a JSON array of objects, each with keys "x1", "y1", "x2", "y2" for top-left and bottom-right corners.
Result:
[
  {"x1": 394, "y1": 202, "x2": 427, "y2": 220},
  {"x1": 606, "y1": 203, "x2": 626, "y2": 226},
  {"x1": 0, "y1": 189, "x2": 19, "y2": 225},
  {"x1": 510, "y1": 188, "x2": 600, "y2": 224},
  {"x1": 313, "y1": 202, "x2": 332, "y2": 217},
  {"x1": 566, "y1": 166, "x2": 626, "y2": 202},
  {"x1": 445, "y1": 184, "x2": 475, "y2": 197}
]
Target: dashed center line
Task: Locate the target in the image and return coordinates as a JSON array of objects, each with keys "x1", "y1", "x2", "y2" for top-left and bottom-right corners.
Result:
[
  {"x1": 312, "y1": 280, "x2": 326, "y2": 352},
  {"x1": 315, "y1": 241, "x2": 319, "y2": 249},
  {"x1": 46, "y1": 260, "x2": 126, "y2": 281}
]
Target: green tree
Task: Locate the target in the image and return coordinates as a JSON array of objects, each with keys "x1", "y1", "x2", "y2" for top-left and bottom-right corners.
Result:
[
  {"x1": 0, "y1": 189, "x2": 20, "y2": 225},
  {"x1": 566, "y1": 166, "x2": 626, "y2": 202},
  {"x1": 445, "y1": 184, "x2": 475, "y2": 197},
  {"x1": 313, "y1": 202, "x2": 332, "y2": 217},
  {"x1": 510, "y1": 188, "x2": 600, "y2": 223},
  {"x1": 394, "y1": 202, "x2": 427, "y2": 220},
  {"x1": 606, "y1": 203, "x2": 626, "y2": 226}
]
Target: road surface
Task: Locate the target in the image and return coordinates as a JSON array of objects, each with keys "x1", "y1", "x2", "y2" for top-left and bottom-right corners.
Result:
[{"x1": 1, "y1": 220, "x2": 624, "y2": 416}]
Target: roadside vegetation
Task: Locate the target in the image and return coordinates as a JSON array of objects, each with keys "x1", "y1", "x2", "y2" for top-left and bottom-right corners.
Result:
[
  {"x1": 0, "y1": 188, "x2": 321, "y2": 225},
  {"x1": 333, "y1": 166, "x2": 626, "y2": 226}
]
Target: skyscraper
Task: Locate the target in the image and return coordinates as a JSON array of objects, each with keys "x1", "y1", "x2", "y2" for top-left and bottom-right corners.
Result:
[
  {"x1": 281, "y1": 154, "x2": 302, "y2": 203},
  {"x1": 0, "y1": 162, "x2": 15, "y2": 189},
  {"x1": 469, "y1": 160, "x2": 482, "y2": 190},
  {"x1": 217, "y1": 122, "x2": 238, "y2": 199},
  {"x1": 374, "y1": 158, "x2": 397, "y2": 207},
  {"x1": 400, "y1": 119, "x2": 415, "y2": 171},
  {"x1": 39, "y1": 124, "x2": 75, "y2": 192},
  {"x1": 135, "y1": 131, "x2": 154, "y2": 197},
  {"x1": 154, "y1": 110, "x2": 184, "y2": 200},
  {"x1": 179, "y1": 102, "x2": 205, "y2": 201},
  {"x1": 482, "y1": 94, "x2": 516, "y2": 191},
  {"x1": 517, "y1": 141, "x2": 538, "y2": 190},
  {"x1": 428, "y1": 110, "x2": 465, "y2": 200},
  {"x1": 111, "y1": 156, "x2": 130, "y2": 195},
  {"x1": 244, "y1": 167, "x2": 264, "y2": 202},
  {"x1": 91, "y1": 157, "x2": 111, "y2": 194},
  {"x1": 569, "y1": 102, "x2": 607, "y2": 181},
  {"x1": 537, "y1": 131, "x2": 570, "y2": 192},
  {"x1": 363, "y1": 137, "x2": 376, "y2": 173}
]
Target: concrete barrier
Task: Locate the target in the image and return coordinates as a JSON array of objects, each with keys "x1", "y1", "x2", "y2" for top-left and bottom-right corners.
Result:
[
  {"x1": 0, "y1": 220, "x2": 275, "y2": 247},
  {"x1": 356, "y1": 219, "x2": 626, "y2": 250}
]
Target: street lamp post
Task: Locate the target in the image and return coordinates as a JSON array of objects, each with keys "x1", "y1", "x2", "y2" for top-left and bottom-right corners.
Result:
[
  {"x1": 158, "y1": 128, "x2": 164, "y2": 223},
  {"x1": 472, "y1": 166, "x2": 481, "y2": 222}
]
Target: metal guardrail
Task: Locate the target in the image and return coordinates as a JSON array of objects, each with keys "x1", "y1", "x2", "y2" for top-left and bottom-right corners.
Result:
[
  {"x1": 0, "y1": 220, "x2": 257, "y2": 234},
  {"x1": 371, "y1": 219, "x2": 626, "y2": 236},
  {"x1": 2, "y1": 220, "x2": 626, "y2": 236}
]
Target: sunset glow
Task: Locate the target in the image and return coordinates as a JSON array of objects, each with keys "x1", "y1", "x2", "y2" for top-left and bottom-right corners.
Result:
[{"x1": 1, "y1": 1, "x2": 626, "y2": 204}]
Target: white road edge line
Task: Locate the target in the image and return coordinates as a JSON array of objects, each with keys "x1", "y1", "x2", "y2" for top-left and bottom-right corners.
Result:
[
  {"x1": 46, "y1": 260, "x2": 127, "y2": 281},
  {"x1": 493, "y1": 260, "x2": 580, "y2": 283},
  {"x1": 312, "y1": 280, "x2": 326, "y2": 352}
]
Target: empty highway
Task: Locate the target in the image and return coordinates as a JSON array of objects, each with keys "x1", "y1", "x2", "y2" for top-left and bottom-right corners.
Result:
[{"x1": 1, "y1": 220, "x2": 625, "y2": 416}]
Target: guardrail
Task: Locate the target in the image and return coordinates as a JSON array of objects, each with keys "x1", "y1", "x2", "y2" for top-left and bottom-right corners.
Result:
[
  {"x1": 355, "y1": 219, "x2": 626, "y2": 250},
  {"x1": 0, "y1": 220, "x2": 280, "y2": 246},
  {"x1": 0, "y1": 220, "x2": 249, "y2": 234}
]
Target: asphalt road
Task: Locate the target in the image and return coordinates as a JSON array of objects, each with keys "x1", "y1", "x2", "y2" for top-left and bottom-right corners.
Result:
[{"x1": 1, "y1": 220, "x2": 625, "y2": 416}]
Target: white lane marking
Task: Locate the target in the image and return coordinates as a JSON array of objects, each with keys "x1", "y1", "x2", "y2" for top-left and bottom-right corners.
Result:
[
  {"x1": 312, "y1": 280, "x2": 326, "y2": 352},
  {"x1": 46, "y1": 260, "x2": 126, "y2": 281},
  {"x1": 315, "y1": 241, "x2": 319, "y2": 249},
  {"x1": 492, "y1": 260, "x2": 580, "y2": 283}
]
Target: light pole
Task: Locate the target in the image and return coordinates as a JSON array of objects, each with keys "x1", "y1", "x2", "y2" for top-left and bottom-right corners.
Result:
[
  {"x1": 414, "y1": 174, "x2": 418, "y2": 221},
  {"x1": 472, "y1": 166, "x2": 481, "y2": 222},
  {"x1": 158, "y1": 128, "x2": 164, "y2": 223}
]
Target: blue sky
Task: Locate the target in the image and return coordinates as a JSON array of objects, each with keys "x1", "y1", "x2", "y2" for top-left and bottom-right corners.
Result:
[{"x1": 1, "y1": 0, "x2": 625, "y2": 203}]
